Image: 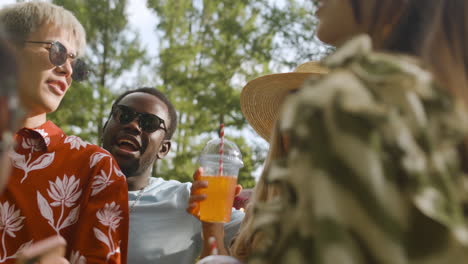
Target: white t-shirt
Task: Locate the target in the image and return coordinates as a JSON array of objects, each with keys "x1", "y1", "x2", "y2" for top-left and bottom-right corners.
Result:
[{"x1": 128, "y1": 177, "x2": 245, "y2": 264}]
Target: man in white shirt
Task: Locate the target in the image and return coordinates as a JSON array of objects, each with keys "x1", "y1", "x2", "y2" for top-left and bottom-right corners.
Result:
[{"x1": 102, "y1": 87, "x2": 244, "y2": 264}]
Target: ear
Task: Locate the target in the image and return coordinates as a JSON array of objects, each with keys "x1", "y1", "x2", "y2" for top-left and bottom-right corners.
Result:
[{"x1": 156, "y1": 140, "x2": 171, "y2": 159}]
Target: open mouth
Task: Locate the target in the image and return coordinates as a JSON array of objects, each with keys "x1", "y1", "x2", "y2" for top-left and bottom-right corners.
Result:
[
  {"x1": 47, "y1": 80, "x2": 67, "y2": 95},
  {"x1": 117, "y1": 139, "x2": 140, "y2": 152},
  {"x1": 115, "y1": 135, "x2": 142, "y2": 154}
]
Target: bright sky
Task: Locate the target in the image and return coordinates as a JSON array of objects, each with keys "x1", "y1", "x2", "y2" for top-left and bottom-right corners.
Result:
[{"x1": 126, "y1": 0, "x2": 159, "y2": 55}]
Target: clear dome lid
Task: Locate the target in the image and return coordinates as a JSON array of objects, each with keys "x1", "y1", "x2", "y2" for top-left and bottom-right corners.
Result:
[
  {"x1": 199, "y1": 138, "x2": 244, "y2": 168},
  {"x1": 196, "y1": 255, "x2": 242, "y2": 264}
]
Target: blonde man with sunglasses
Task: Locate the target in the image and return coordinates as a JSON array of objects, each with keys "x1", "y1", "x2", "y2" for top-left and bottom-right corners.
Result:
[{"x1": 0, "y1": 3, "x2": 129, "y2": 263}]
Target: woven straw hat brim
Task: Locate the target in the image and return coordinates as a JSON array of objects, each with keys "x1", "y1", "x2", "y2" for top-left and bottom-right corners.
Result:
[{"x1": 241, "y1": 72, "x2": 320, "y2": 142}]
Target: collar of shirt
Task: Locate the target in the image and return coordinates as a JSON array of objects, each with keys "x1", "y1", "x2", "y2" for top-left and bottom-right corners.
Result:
[{"x1": 15, "y1": 121, "x2": 65, "y2": 152}]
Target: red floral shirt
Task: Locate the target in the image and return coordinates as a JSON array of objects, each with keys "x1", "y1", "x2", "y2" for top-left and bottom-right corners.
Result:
[{"x1": 1, "y1": 121, "x2": 128, "y2": 264}]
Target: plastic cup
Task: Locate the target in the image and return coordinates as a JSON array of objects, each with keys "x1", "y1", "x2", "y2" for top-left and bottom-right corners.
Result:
[
  {"x1": 198, "y1": 138, "x2": 244, "y2": 223},
  {"x1": 196, "y1": 255, "x2": 243, "y2": 264}
]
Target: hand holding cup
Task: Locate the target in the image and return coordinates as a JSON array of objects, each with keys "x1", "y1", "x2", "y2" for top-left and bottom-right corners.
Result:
[{"x1": 187, "y1": 167, "x2": 243, "y2": 220}]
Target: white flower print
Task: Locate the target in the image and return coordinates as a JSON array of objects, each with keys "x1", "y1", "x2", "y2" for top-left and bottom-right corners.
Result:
[
  {"x1": 64, "y1": 136, "x2": 89, "y2": 150},
  {"x1": 37, "y1": 175, "x2": 82, "y2": 234},
  {"x1": 96, "y1": 202, "x2": 122, "y2": 231},
  {"x1": 91, "y1": 170, "x2": 114, "y2": 197},
  {"x1": 33, "y1": 129, "x2": 50, "y2": 146},
  {"x1": 94, "y1": 202, "x2": 122, "y2": 261},
  {"x1": 0, "y1": 202, "x2": 26, "y2": 261},
  {"x1": 20, "y1": 129, "x2": 50, "y2": 151},
  {"x1": 0, "y1": 202, "x2": 25, "y2": 238},
  {"x1": 9, "y1": 128, "x2": 54, "y2": 183},
  {"x1": 70, "y1": 250, "x2": 87, "y2": 264},
  {"x1": 47, "y1": 175, "x2": 82, "y2": 208},
  {"x1": 9, "y1": 150, "x2": 55, "y2": 183},
  {"x1": 89, "y1": 153, "x2": 120, "y2": 196},
  {"x1": 89, "y1": 152, "x2": 110, "y2": 169},
  {"x1": 114, "y1": 166, "x2": 125, "y2": 178},
  {"x1": 21, "y1": 138, "x2": 43, "y2": 152}
]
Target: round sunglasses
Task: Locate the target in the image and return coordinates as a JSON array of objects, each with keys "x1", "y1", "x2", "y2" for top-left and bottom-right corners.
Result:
[
  {"x1": 25, "y1": 40, "x2": 89, "y2": 82},
  {"x1": 112, "y1": 104, "x2": 167, "y2": 133}
]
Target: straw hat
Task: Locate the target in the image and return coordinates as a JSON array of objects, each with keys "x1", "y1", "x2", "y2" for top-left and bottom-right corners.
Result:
[{"x1": 241, "y1": 61, "x2": 328, "y2": 142}]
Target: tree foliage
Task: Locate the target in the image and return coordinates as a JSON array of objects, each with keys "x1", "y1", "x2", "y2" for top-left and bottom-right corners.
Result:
[
  {"x1": 50, "y1": 0, "x2": 147, "y2": 144},
  {"x1": 147, "y1": 0, "x2": 326, "y2": 187},
  {"x1": 42, "y1": 0, "x2": 326, "y2": 188}
]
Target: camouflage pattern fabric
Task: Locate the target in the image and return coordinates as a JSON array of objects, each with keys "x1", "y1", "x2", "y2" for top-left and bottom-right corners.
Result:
[{"x1": 249, "y1": 35, "x2": 468, "y2": 264}]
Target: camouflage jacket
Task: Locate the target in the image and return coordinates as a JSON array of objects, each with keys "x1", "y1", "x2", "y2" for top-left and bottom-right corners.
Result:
[{"x1": 249, "y1": 35, "x2": 468, "y2": 264}]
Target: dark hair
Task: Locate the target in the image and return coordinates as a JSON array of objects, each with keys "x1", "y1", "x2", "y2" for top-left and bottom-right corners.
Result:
[
  {"x1": 349, "y1": 0, "x2": 437, "y2": 56},
  {"x1": 109, "y1": 87, "x2": 178, "y2": 140},
  {"x1": 0, "y1": 25, "x2": 19, "y2": 136},
  {"x1": 436, "y1": 0, "x2": 468, "y2": 74},
  {"x1": 0, "y1": 27, "x2": 17, "y2": 97},
  {"x1": 349, "y1": 0, "x2": 361, "y2": 24},
  {"x1": 420, "y1": 0, "x2": 468, "y2": 105}
]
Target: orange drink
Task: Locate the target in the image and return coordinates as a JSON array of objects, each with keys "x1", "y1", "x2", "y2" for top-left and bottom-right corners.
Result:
[
  {"x1": 198, "y1": 137, "x2": 244, "y2": 223},
  {"x1": 199, "y1": 175, "x2": 238, "y2": 223}
]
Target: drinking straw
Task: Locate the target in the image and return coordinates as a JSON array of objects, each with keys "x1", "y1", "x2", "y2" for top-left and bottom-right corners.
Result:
[
  {"x1": 218, "y1": 123, "x2": 224, "y2": 176},
  {"x1": 208, "y1": 236, "x2": 218, "y2": 255}
]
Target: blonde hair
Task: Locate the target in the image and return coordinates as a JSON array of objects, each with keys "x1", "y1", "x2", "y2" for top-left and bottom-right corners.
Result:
[
  {"x1": 230, "y1": 122, "x2": 286, "y2": 261},
  {"x1": 0, "y1": 1, "x2": 86, "y2": 56}
]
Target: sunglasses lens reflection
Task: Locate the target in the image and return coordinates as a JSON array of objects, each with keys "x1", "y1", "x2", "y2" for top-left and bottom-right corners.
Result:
[
  {"x1": 140, "y1": 115, "x2": 160, "y2": 133},
  {"x1": 115, "y1": 105, "x2": 163, "y2": 133},
  {"x1": 49, "y1": 41, "x2": 68, "y2": 66},
  {"x1": 71, "y1": 59, "x2": 89, "y2": 82},
  {"x1": 119, "y1": 108, "x2": 136, "y2": 124}
]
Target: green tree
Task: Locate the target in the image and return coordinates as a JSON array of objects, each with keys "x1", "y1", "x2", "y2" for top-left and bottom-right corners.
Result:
[
  {"x1": 265, "y1": 0, "x2": 333, "y2": 68},
  {"x1": 50, "y1": 0, "x2": 147, "y2": 144},
  {"x1": 146, "y1": 0, "x2": 280, "y2": 187},
  {"x1": 148, "y1": 0, "x2": 325, "y2": 187},
  {"x1": 42, "y1": 0, "x2": 327, "y2": 188}
]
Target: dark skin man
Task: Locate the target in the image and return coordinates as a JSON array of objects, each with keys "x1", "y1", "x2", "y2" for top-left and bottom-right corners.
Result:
[{"x1": 102, "y1": 87, "x2": 244, "y2": 263}]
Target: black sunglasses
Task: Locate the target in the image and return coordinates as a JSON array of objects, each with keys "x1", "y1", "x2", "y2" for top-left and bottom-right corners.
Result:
[
  {"x1": 25, "y1": 40, "x2": 89, "y2": 82},
  {"x1": 112, "y1": 104, "x2": 167, "y2": 133}
]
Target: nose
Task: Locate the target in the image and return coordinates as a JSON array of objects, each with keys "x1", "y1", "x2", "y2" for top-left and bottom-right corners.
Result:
[
  {"x1": 54, "y1": 59, "x2": 73, "y2": 80},
  {"x1": 123, "y1": 117, "x2": 142, "y2": 135}
]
